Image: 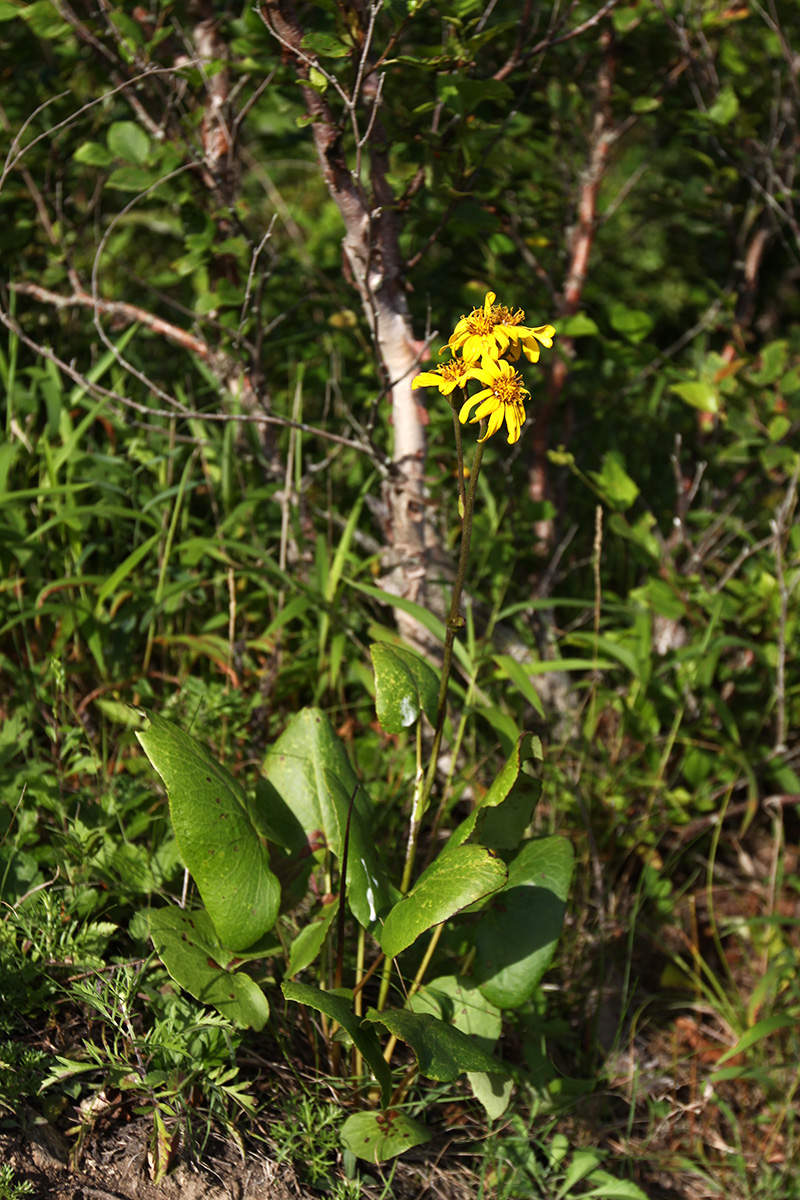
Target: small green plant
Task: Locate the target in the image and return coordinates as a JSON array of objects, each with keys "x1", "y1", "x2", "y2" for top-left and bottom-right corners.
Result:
[
  {"x1": 0, "y1": 1165, "x2": 34, "y2": 1200},
  {"x1": 269, "y1": 1093, "x2": 346, "y2": 1186},
  {"x1": 480, "y1": 1120, "x2": 649, "y2": 1200},
  {"x1": 39, "y1": 963, "x2": 254, "y2": 1180}
]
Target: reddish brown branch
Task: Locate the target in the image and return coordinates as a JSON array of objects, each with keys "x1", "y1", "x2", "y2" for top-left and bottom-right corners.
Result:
[
  {"x1": 12, "y1": 279, "x2": 213, "y2": 359},
  {"x1": 529, "y1": 29, "x2": 617, "y2": 535}
]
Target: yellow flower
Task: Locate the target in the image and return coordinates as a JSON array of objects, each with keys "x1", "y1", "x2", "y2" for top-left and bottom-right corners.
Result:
[
  {"x1": 459, "y1": 356, "x2": 531, "y2": 444},
  {"x1": 411, "y1": 356, "x2": 484, "y2": 396},
  {"x1": 448, "y1": 290, "x2": 556, "y2": 364},
  {"x1": 503, "y1": 320, "x2": 556, "y2": 365}
]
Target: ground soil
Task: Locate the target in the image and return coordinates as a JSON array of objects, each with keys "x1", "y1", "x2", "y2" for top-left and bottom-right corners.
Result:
[
  {"x1": 3, "y1": 1116, "x2": 299, "y2": 1200},
  {"x1": 2, "y1": 1110, "x2": 479, "y2": 1200}
]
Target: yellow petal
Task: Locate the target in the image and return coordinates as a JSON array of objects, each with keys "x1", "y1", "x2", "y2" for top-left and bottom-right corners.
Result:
[
  {"x1": 412, "y1": 371, "x2": 444, "y2": 390},
  {"x1": 458, "y1": 396, "x2": 477, "y2": 423},
  {"x1": 505, "y1": 403, "x2": 524, "y2": 443},
  {"x1": 532, "y1": 324, "x2": 555, "y2": 347},
  {"x1": 483, "y1": 291, "x2": 497, "y2": 312},
  {"x1": 473, "y1": 394, "x2": 501, "y2": 422},
  {"x1": 478, "y1": 406, "x2": 505, "y2": 442}
]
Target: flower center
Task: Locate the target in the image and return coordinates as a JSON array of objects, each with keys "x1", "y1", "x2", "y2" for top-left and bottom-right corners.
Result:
[
  {"x1": 464, "y1": 311, "x2": 496, "y2": 336},
  {"x1": 492, "y1": 304, "x2": 526, "y2": 327},
  {"x1": 491, "y1": 369, "x2": 527, "y2": 404}
]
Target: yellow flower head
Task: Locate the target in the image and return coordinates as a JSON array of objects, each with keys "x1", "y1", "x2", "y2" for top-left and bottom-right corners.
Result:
[
  {"x1": 449, "y1": 291, "x2": 556, "y2": 364},
  {"x1": 459, "y1": 356, "x2": 531, "y2": 444},
  {"x1": 411, "y1": 356, "x2": 484, "y2": 396}
]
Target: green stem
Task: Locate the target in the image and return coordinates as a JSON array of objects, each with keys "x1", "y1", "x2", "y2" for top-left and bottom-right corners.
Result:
[
  {"x1": 452, "y1": 405, "x2": 466, "y2": 518},
  {"x1": 398, "y1": 424, "x2": 486, "y2": 896}
]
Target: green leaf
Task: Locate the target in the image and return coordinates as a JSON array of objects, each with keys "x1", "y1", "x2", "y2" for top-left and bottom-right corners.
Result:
[
  {"x1": 750, "y1": 339, "x2": 787, "y2": 386},
  {"x1": 149, "y1": 907, "x2": 269, "y2": 1030},
  {"x1": 555, "y1": 313, "x2": 599, "y2": 337},
  {"x1": 370, "y1": 642, "x2": 439, "y2": 733},
  {"x1": 287, "y1": 896, "x2": 339, "y2": 976},
  {"x1": 443, "y1": 733, "x2": 542, "y2": 855},
  {"x1": 380, "y1": 845, "x2": 507, "y2": 958},
  {"x1": 363, "y1": 1007, "x2": 507, "y2": 1080},
  {"x1": 408, "y1": 973, "x2": 511, "y2": 1116},
  {"x1": 137, "y1": 712, "x2": 280, "y2": 951},
  {"x1": 608, "y1": 304, "x2": 654, "y2": 344},
  {"x1": 630, "y1": 95, "x2": 662, "y2": 114},
  {"x1": 587, "y1": 451, "x2": 640, "y2": 511},
  {"x1": 259, "y1": 709, "x2": 394, "y2": 930},
  {"x1": 669, "y1": 380, "x2": 719, "y2": 413},
  {"x1": 74, "y1": 142, "x2": 115, "y2": 167},
  {"x1": 467, "y1": 1070, "x2": 513, "y2": 1119},
  {"x1": 708, "y1": 84, "x2": 739, "y2": 125},
  {"x1": 340, "y1": 1110, "x2": 430, "y2": 1163},
  {"x1": 107, "y1": 121, "x2": 151, "y2": 165},
  {"x1": 491, "y1": 655, "x2": 545, "y2": 718},
  {"x1": 713, "y1": 1014, "x2": 798, "y2": 1068},
  {"x1": 579, "y1": 1173, "x2": 650, "y2": 1199},
  {"x1": 307, "y1": 65, "x2": 329, "y2": 93},
  {"x1": 301, "y1": 31, "x2": 351, "y2": 57},
  {"x1": 410, "y1": 974, "x2": 501, "y2": 1046},
  {"x1": 106, "y1": 166, "x2": 159, "y2": 192},
  {"x1": 281, "y1": 982, "x2": 392, "y2": 1106},
  {"x1": 474, "y1": 836, "x2": 574, "y2": 1008}
]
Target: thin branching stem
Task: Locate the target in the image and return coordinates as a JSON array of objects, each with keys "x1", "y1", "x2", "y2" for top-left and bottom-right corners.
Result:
[{"x1": 398, "y1": 425, "x2": 487, "y2": 897}]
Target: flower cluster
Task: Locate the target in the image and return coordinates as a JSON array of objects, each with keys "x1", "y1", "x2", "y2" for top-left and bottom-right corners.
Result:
[{"x1": 412, "y1": 291, "x2": 555, "y2": 445}]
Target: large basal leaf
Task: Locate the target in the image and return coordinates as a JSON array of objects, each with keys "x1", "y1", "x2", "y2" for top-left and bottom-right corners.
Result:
[
  {"x1": 370, "y1": 642, "x2": 439, "y2": 733},
  {"x1": 149, "y1": 907, "x2": 269, "y2": 1031},
  {"x1": 281, "y1": 981, "x2": 392, "y2": 1107},
  {"x1": 442, "y1": 733, "x2": 542, "y2": 856},
  {"x1": 409, "y1": 974, "x2": 500, "y2": 1050},
  {"x1": 259, "y1": 709, "x2": 394, "y2": 930},
  {"x1": 380, "y1": 845, "x2": 507, "y2": 959},
  {"x1": 137, "y1": 712, "x2": 279, "y2": 951},
  {"x1": 340, "y1": 1110, "x2": 430, "y2": 1164},
  {"x1": 409, "y1": 974, "x2": 511, "y2": 1119},
  {"x1": 363, "y1": 1007, "x2": 507, "y2": 1081},
  {"x1": 474, "y1": 836, "x2": 574, "y2": 1009},
  {"x1": 324, "y1": 770, "x2": 397, "y2": 930}
]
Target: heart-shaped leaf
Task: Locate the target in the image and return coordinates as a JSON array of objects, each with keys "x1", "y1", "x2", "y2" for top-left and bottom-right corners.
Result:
[
  {"x1": 340, "y1": 1110, "x2": 430, "y2": 1163},
  {"x1": 408, "y1": 974, "x2": 511, "y2": 1118},
  {"x1": 442, "y1": 733, "x2": 542, "y2": 856},
  {"x1": 137, "y1": 712, "x2": 279, "y2": 951},
  {"x1": 149, "y1": 906, "x2": 269, "y2": 1030},
  {"x1": 260, "y1": 710, "x2": 395, "y2": 930},
  {"x1": 410, "y1": 974, "x2": 501, "y2": 1050},
  {"x1": 474, "y1": 836, "x2": 574, "y2": 1009},
  {"x1": 380, "y1": 845, "x2": 507, "y2": 959},
  {"x1": 363, "y1": 1007, "x2": 507, "y2": 1081},
  {"x1": 282, "y1": 981, "x2": 392, "y2": 1106},
  {"x1": 370, "y1": 642, "x2": 439, "y2": 733}
]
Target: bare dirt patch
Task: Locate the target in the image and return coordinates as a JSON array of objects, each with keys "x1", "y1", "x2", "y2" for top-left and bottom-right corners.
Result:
[{"x1": 2, "y1": 1117, "x2": 298, "y2": 1200}]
